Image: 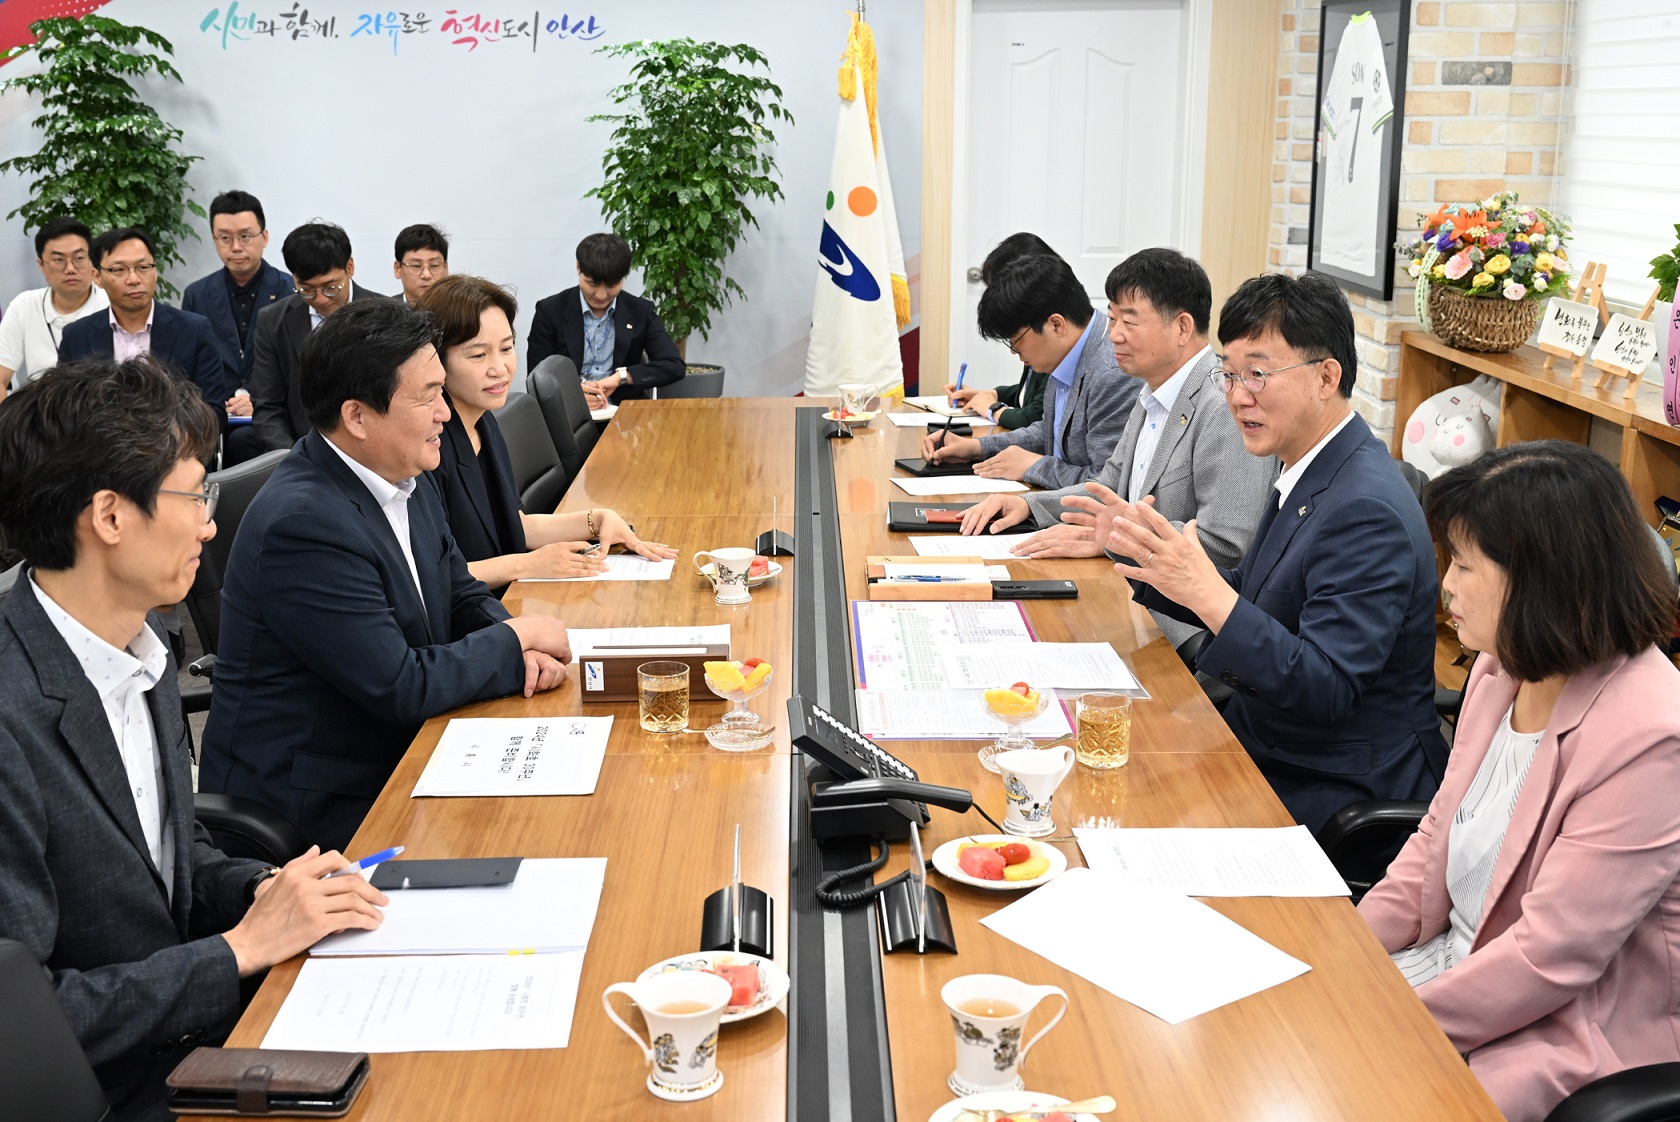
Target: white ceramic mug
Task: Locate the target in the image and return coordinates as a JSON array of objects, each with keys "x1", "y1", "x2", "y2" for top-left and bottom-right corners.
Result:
[
  {"x1": 940, "y1": 973, "x2": 1068, "y2": 1096},
  {"x1": 995, "y1": 746, "x2": 1076, "y2": 837},
  {"x1": 693, "y1": 547, "x2": 754, "y2": 605},
  {"x1": 602, "y1": 971, "x2": 732, "y2": 1102},
  {"x1": 837, "y1": 383, "x2": 879, "y2": 415}
]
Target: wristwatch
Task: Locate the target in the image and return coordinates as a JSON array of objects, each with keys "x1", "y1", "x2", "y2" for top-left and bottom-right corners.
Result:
[
  {"x1": 244, "y1": 866, "x2": 280, "y2": 904},
  {"x1": 614, "y1": 367, "x2": 630, "y2": 389}
]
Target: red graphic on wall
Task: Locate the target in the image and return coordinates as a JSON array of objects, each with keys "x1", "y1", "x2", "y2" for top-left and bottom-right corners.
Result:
[{"x1": 0, "y1": 1, "x2": 115, "y2": 68}]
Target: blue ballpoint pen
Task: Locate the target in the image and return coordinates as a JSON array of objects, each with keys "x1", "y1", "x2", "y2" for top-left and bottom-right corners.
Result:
[
  {"x1": 323, "y1": 845, "x2": 404, "y2": 879},
  {"x1": 950, "y1": 362, "x2": 968, "y2": 408},
  {"x1": 884, "y1": 575, "x2": 971, "y2": 583}
]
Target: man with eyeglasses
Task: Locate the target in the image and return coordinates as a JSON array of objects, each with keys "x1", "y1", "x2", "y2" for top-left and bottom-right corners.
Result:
[
  {"x1": 392, "y1": 223, "x2": 450, "y2": 308},
  {"x1": 1107, "y1": 271, "x2": 1446, "y2": 836},
  {"x1": 251, "y1": 221, "x2": 390, "y2": 451},
  {"x1": 0, "y1": 217, "x2": 109, "y2": 401},
  {"x1": 182, "y1": 191, "x2": 295, "y2": 466},
  {"x1": 58, "y1": 227, "x2": 228, "y2": 412}
]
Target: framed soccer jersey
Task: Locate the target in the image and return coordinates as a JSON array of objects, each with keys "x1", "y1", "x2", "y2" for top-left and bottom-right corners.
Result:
[{"x1": 1307, "y1": 2, "x2": 1411, "y2": 299}]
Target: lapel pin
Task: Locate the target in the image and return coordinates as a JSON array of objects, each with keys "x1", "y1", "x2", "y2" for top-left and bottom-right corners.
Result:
[
  {"x1": 1297, "y1": 505, "x2": 1307, "y2": 517},
  {"x1": 1178, "y1": 413, "x2": 1188, "y2": 425}
]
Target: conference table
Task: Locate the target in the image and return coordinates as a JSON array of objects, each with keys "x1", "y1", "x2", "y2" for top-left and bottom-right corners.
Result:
[{"x1": 208, "y1": 397, "x2": 1500, "y2": 1121}]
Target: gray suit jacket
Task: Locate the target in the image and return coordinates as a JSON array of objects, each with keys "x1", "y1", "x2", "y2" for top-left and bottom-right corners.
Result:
[
  {"x1": 975, "y1": 318, "x2": 1140, "y2": 489},
  {"x1": 0, "y1": 576, "x2": 265, "y2": 1120}
]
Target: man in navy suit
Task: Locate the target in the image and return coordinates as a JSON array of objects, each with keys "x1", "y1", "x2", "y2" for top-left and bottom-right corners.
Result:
[
  {"x1": 181, "y1": 191, "x2": 294, "y2": 465},
  {"x1": 1111, "y1": 272, "x2": 1446, "y2": 833},
  {"x1": 58, "y1": 227, "x2": 230, "y2": 410},
  {"x1": 198, "y1": 299, "x2": 573, "y2": 851}
]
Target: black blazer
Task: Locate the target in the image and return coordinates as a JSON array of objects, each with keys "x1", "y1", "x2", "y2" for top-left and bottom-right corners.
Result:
[
  {"x1": 58, "y1": 301, "x2": 232, "y2": 406},
  {"x1": 249, "y1": 284, "x2": 388, "y2": 451},
  {"x1": 430, "y1": 399, "x2": 528, "y2": 586},
  {"x1": 0, "y1": 581, "x2": 265, "y2": 1119},
  {"x1": 527, "y1": 287, "x2": 684, "y2": 401},
  {"x1": 198, "y1": 430, "x2": 524, "y2": 851},
  {"x1": 180, "y1": 260, "x2": 294, "y2": 393}
]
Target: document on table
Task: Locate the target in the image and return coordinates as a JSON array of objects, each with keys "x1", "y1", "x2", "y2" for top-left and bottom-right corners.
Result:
[
  {"x1": 569, "y1": 624, "x2": 730, "y2": 657},
  {"x1": 311, "y1": 857, "x2": 607, "y2": 956},
  {"x1": 855, "y1": 688, "x2": 1073, "y2": 740},
  {"x1": 1074, "y1": 826, "x2": 1351, "y2": 897},
  {"x1": 891, "y1": 476, "x2": 1028, "y2": 497},
  {"x1": 852, "y1": 600, "x2": 1034, "y2": 691},
  {"x1": 981, "y1": 866, "x2": 1311, "y2": 1024},
  {"x1": 941, "y1": 641, "x2": 1147, "y2": 695},
  {"x1": 411, "y1": 717, "x2": 612, "y2": 798},
  {"x1": 902, "y1": 395, "x2": 975, "y2": 417},
  {"x1": 263, "y1": 951, "x2": 585, "y2": 1052},
  {"x1": 886, "y1": 410, "x2": 996, "y2": 429},
  {"x1": 524, "y1": 554, "x2": 675, "y2": 582},
  {"x1": 590, "y1": 404, "x2": 619, "y2": 422},
  {"x1": 910, "y1": 533, "x2": 1038, "y2": 559}
]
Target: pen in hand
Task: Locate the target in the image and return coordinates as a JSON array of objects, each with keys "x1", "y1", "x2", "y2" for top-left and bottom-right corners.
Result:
[
  {"x1": 323, "y1": 845, "x2": 404, "y2": 880},
  {"x1": 949, "y1": 362, "x2": 968, "y2": 409}
]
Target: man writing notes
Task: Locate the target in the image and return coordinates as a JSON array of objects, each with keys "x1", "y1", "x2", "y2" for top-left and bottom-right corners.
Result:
[
  {"x1": 199, "y1": 300, "x2": 572, "y2": 851},
  {"x1": 956, "y1": 249, "x2": 1277, "y2": 647},
  {"x1": 0, "y1": 357, "x2": 385, "y2": 1121},
  {"x1": 0, "y1": 217, "x2": 108, "y2": 401},
  {"x1": 919, "y1": 254, "x2": 1140, "y2": 486},
  {"x1": 1110, "y1": 272, "x2": 1446, "y2": 832}
]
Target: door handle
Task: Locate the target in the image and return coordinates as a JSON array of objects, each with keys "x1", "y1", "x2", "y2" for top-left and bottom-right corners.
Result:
[{"x1": 966, "y1": 266, "x2": 984, "y2": 283}]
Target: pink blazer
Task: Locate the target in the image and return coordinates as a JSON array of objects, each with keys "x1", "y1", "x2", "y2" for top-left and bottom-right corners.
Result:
[{"x1": 1360, "y1": 647, "x2": 1680, "y2": 1122}]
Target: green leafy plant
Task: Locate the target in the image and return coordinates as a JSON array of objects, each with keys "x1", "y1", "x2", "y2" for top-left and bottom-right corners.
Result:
[
  {"x1": 586, "y1": 39, "x2": 791, "y2": 353},
  {"x1": 0, "y1": 15, "x2": 204, "y2": 298},
  {"x1": 1649, "y1": 223, "x2": 1680, "y2": 303}
]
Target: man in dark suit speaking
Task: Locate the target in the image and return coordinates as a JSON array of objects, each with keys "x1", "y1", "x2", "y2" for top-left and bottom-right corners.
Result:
[
  {"x1": 1110, "y1": 272, "x2": 1446, "y2": 833},
  {"x1": 199, "y1": 300, "x2": 572, "y2": 850}
]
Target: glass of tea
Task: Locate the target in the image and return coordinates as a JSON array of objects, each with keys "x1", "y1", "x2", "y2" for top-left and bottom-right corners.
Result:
[
  {"x1": 1075, "y1": 692, "x2": 1131, "y2": 769},
  {"x1": 638, "y1": 661, "x2": 691, "y2": 734}
]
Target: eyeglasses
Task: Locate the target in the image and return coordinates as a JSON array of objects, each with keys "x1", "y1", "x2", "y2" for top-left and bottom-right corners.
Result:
[
  {"x1": 213, "y1": 232, "x2": 262, "y2": 247},
  {"x1": 296, "y1": 280, "x2": 348, "y2": 301},
  {"x1": 1005, "y1": 327, "x2": 1031, "y2": 356},
  {"x1": 99, "y1": 263, "x2": 156, "y2": 280},
  {"x1": 399, "y1": 259, "x2": 446, "y2": 276},
  {"x1": 42, "y1": 252, "x2": 90, "y2": 270},
  {"x1": 1209, "y1": 358, "x2": 1325, "y2": 395},
  {"x1": 156, "y1": 481, "x2": 220, "y2": 523}
]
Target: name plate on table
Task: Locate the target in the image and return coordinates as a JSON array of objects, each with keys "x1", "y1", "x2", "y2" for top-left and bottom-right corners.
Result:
[{"x1": 569, "y1": 625, "x2": 731, "y2": 700}]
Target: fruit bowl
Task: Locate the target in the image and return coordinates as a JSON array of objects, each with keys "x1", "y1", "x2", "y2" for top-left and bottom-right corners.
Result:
[
  {"x1": 978, "y1": 683, "x2": 1049, "y2": 773},
  {"x1": 702, "y1": 661, "x2": 776, "y2": 752}
]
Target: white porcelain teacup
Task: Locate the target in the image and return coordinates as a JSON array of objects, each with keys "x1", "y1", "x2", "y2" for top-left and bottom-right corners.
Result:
[
  {"x1": 995, "y1": 746, "x2": 1076, "y2": 837},
  {"x1": 693, "y1": 547, "x2": 754, "y2": 605},
  {"x1": 837, "y1": 382, "x2": 880, "y2": 415},
  {"x1": 940, "y1": 973, "x2": 1068, "y2": 1096},
  {"x1": 602, "y1": 970, "x2": 732, "y2": 1102}
]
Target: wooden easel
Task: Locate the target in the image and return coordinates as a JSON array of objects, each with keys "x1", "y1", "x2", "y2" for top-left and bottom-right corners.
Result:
[
  {"x1": 1539, "y1": 261, "x2": 1608, "y2": 381},
  {"x1": 1590, "y1": 284, "x2": 1662, "y2": 396}
]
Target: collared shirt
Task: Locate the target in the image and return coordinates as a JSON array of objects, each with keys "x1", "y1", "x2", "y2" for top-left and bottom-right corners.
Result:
[
  {"x1": 1047, "y1": 318, "x2": 1096, "y2": 460},
  {"x1": 1128, "y1": 345, "x2": 1209, "y2": 503},
  {"x1": 0, "y1": 285, "x2": 109, "y2": 389},
  {"x1": 224, "y1": 267, "x2": 262, "y2": 348},
  {"x1": 323, "y1": 435, "x2": 426, "y2": 604},
  {"x1": 579, "y1": 291, "x2": 617, "y2": 380},
  {"x1": 1275, "y1": 409, "x2": 1356, "y2": 511},
  {"x1": 110, "y1": 303, "x2": 156, "y2": 363},
  {"x1": 25, "y1": 576, "x2": 174, "y2": 900}
]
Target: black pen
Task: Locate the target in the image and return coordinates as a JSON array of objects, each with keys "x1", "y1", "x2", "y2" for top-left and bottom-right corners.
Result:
[{"x1": 933, "y1": 414, "x2": 953, "y2": 454}]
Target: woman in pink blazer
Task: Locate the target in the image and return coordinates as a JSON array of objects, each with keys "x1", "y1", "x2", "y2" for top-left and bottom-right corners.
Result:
[{"x1": 1360, "y1": 440, "x2": 1680, "y2": 1122}]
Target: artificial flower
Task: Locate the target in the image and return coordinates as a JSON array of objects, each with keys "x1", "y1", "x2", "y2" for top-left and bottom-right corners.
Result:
[
  {"x1": 1432, "y1": 265, "x2": 1447, "y2": 279},
  {"x1": 1471, "y1": 271, "x2": 1495, "y2": 289},
  {"x1": 1486, "y1": 232, "x2": 1506, "y2": 248},
  {"x1": 1545, "y1": 235, "x2": 1559, "y2": 251},
  {"x1": 1445, "y1": 251, "x2": 1474, "y2": 280},
  {"x1": 1486, "y1": 255, "x2": 1511, "y2": 275},
  {"x1": 1535, "y1": 252, "x2": 1555, "y2": 272},
  {"x1": 1510, "y1": 241, "x2": 1530, "y2": 255},
  {"x1": 1408, "y1": 261, "x2": 1422, "y2": 278},
  {"x1": 1503, "y1": 281, "x2": 1527, "y2": 300}
]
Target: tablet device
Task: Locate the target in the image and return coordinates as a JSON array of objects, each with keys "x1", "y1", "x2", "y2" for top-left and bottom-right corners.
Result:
[
  {"x1": 369, "y1": 857, "x2": 523, "y2": 890},
  {"x1": 893, "y1": 457, "x2": 975, "y2": 477}
]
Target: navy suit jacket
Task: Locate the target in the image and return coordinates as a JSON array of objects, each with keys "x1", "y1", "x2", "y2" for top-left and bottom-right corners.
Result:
[
  {"x1": 181, "y1": 261, "x2": 294, "y2": 393},
  {"x1": 1149, "y1": 413, "x2": 1448, "y2": 833},
  {"x1": 527, "y1": 287, "x2": 684, "y2": 401},
  {"x1": 249, "y1": 284, "x2": 389, "y2": 451},
  {"x1": 58, "y1": 301, "x2": 233, "y2": 406},
  {"x1": 198, "y1": 431, "x2": 525, "y2": 851}
]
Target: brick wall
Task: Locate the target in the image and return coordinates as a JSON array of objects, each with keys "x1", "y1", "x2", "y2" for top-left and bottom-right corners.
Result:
[{"x1": 1268, "y1": 0, "x2": 1575, "y2": 441}]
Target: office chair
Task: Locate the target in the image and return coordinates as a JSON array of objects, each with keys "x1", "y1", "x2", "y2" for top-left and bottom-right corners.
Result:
[
  {"x1": 182, "y1": 448, "x2": 288, "y2": 662},
  {"x1": 657, "y1": 365, "x2": 725, "y2": 398},
  {"x1": 499, "y1": 391, "x2": 570, "y2": 514},
  {"x1": 192, "y1": 792, "x2": 310, "y2": 865},
  {"x1": 1543, "y1": 1063, "x2": 1680, "y2": 1122},
  {"x1": 528, "y1": 355, "x2": 600, "y2": 481},
  {"x1": 0, "y1": 938, "x2": 113, "y2": 1122}
]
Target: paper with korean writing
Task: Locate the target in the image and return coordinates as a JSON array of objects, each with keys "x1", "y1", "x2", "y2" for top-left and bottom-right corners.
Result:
[
  {"x1": 1536, "y1": 298, "x2": 1597, "y2": 356},
  {"x1": 412, "y1": 717, "x2": 612, "y2": 797}
]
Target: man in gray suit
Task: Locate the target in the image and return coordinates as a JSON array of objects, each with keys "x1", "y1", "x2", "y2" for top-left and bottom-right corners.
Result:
[
  {"x1": 921, "y1": 254, "x2": 1139, "y2": 487},
  {"x1": 0, "y1": 356, "x2": 385, "y2": 1121},
  {"x1": 957, "y1": 248, "x2": 1278, "y2": 646}
]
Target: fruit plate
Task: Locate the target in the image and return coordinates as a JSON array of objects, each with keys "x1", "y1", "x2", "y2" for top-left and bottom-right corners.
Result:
[
  {"x1": 697, "y1": 560, "x2": 782, "y2": 587},
  {"x1": 822, "y1": 409, "x2": 878, "y2": 426},
  {"x1": 928, "y1": 1090, "x2": 1098, "y2": 1122},
  {"x1": 929, "y1": 835, "x2": 1067, "y2": 892},
  {"x1": 636, "y1": 951, "x2": 789, "y2": 1024}
]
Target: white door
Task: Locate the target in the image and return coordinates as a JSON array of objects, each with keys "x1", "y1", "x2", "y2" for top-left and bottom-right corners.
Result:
[{"x1": 962, "y1": 0, "x2": 1188, "y2": 393}]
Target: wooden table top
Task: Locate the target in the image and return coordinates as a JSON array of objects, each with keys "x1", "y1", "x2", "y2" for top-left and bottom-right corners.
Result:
[{"x1": 207, "y1": 396, "x2": 1499, "y2": 1122}]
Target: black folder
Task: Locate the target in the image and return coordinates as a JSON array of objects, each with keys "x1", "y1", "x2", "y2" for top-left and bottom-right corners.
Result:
[
  {"x1": 887, "y1": 502, "x2": 976, "y2": 533},
  {"x1": 893, "y1": 457, "x2": 975, "y2": 477}
]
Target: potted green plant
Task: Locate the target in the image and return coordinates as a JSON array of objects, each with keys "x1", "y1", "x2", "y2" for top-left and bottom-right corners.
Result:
[
  {"x1": 1398, "y1": 192, "x2": 1572, "y2": 353},
  {"x1": 1, "y1": 14, "x2": 204, "y2": 298},
  {"x1": 586, "y1": 39, "x2": 791, "y2": 376}
]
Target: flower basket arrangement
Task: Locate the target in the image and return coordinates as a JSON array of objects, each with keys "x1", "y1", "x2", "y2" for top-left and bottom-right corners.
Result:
[{"x1": 1398, "y1": 192, "x2": 1572, "y2": 353}]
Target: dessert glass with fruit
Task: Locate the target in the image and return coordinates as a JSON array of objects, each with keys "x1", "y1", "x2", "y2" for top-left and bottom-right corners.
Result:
[
  {"x1": 701, "y1": 659, "x2": 776, "y2": 752},
  {"x1": 978, "y1": 682, "x2": 1049, "y2": 772}
]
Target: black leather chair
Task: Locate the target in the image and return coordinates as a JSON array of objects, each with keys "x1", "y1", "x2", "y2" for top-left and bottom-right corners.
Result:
[
  {"x1": 658, "y1": 365, "x2": 724, "y2": 398},
  {"x1": 0, "y1": 938, "x2": 112, "y2": 1122},
  {"x1": 192, "y1": 792, "x2": 310, "y2": 865},
  {"x1": 182, "y1": 448, "x2": 288, "y2": 661},
  {"x1": 528, "y1": 355, "x2": 599, "y2": 482},
  {"x1": 499, "y1": 391, "x2": 569, "y2": 514},
  {"x1": 1544, "y1": 1063, "x2": 1680, "y2": 1122}
]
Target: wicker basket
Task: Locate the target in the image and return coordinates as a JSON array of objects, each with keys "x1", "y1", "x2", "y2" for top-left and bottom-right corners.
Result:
[{"x1": 1426, "y1": 284, "x2": 1541, "y2": 353}]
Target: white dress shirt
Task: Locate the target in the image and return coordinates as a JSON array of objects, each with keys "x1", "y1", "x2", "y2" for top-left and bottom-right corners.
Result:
[
  {"x1": 322, "y1": 435, "x2": 426, "y2": 603},
  {"x1": 1274, "y1": 409, "x2": 1356, "y2": 511},
  {"x1": 1127, "y1": 346, "x2": 1209, "y2": 503},
  {"x1": 26, "y1": 576, "x2": 174, "y2": 899},
  {"x1": 0, "y1": 285, "x2": 109, "y2": 389}
]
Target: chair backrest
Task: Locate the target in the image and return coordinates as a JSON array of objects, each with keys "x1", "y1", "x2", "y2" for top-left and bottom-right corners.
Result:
[
  {"x1": 185, "y1": 448, "x2": 288, "y2": 656},
  {"x1": 657, "y1": 366, "x2": 724, "y2": 399},
  {"x1": 0, "y1": 939, "x2": 112, "y2": 1122},
  {"x1": 498, "y1": 392, "x2": 569, "y2": 515},
  {"x1": 193, "y1": 792, "x2": 310, "y2": 865},
  {"x1": 528, "y1": 355, "x2": 598, "y2": 481},
  {"x1": 1394, "y1": 459, "x2": 1428, "y2": 505}
]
